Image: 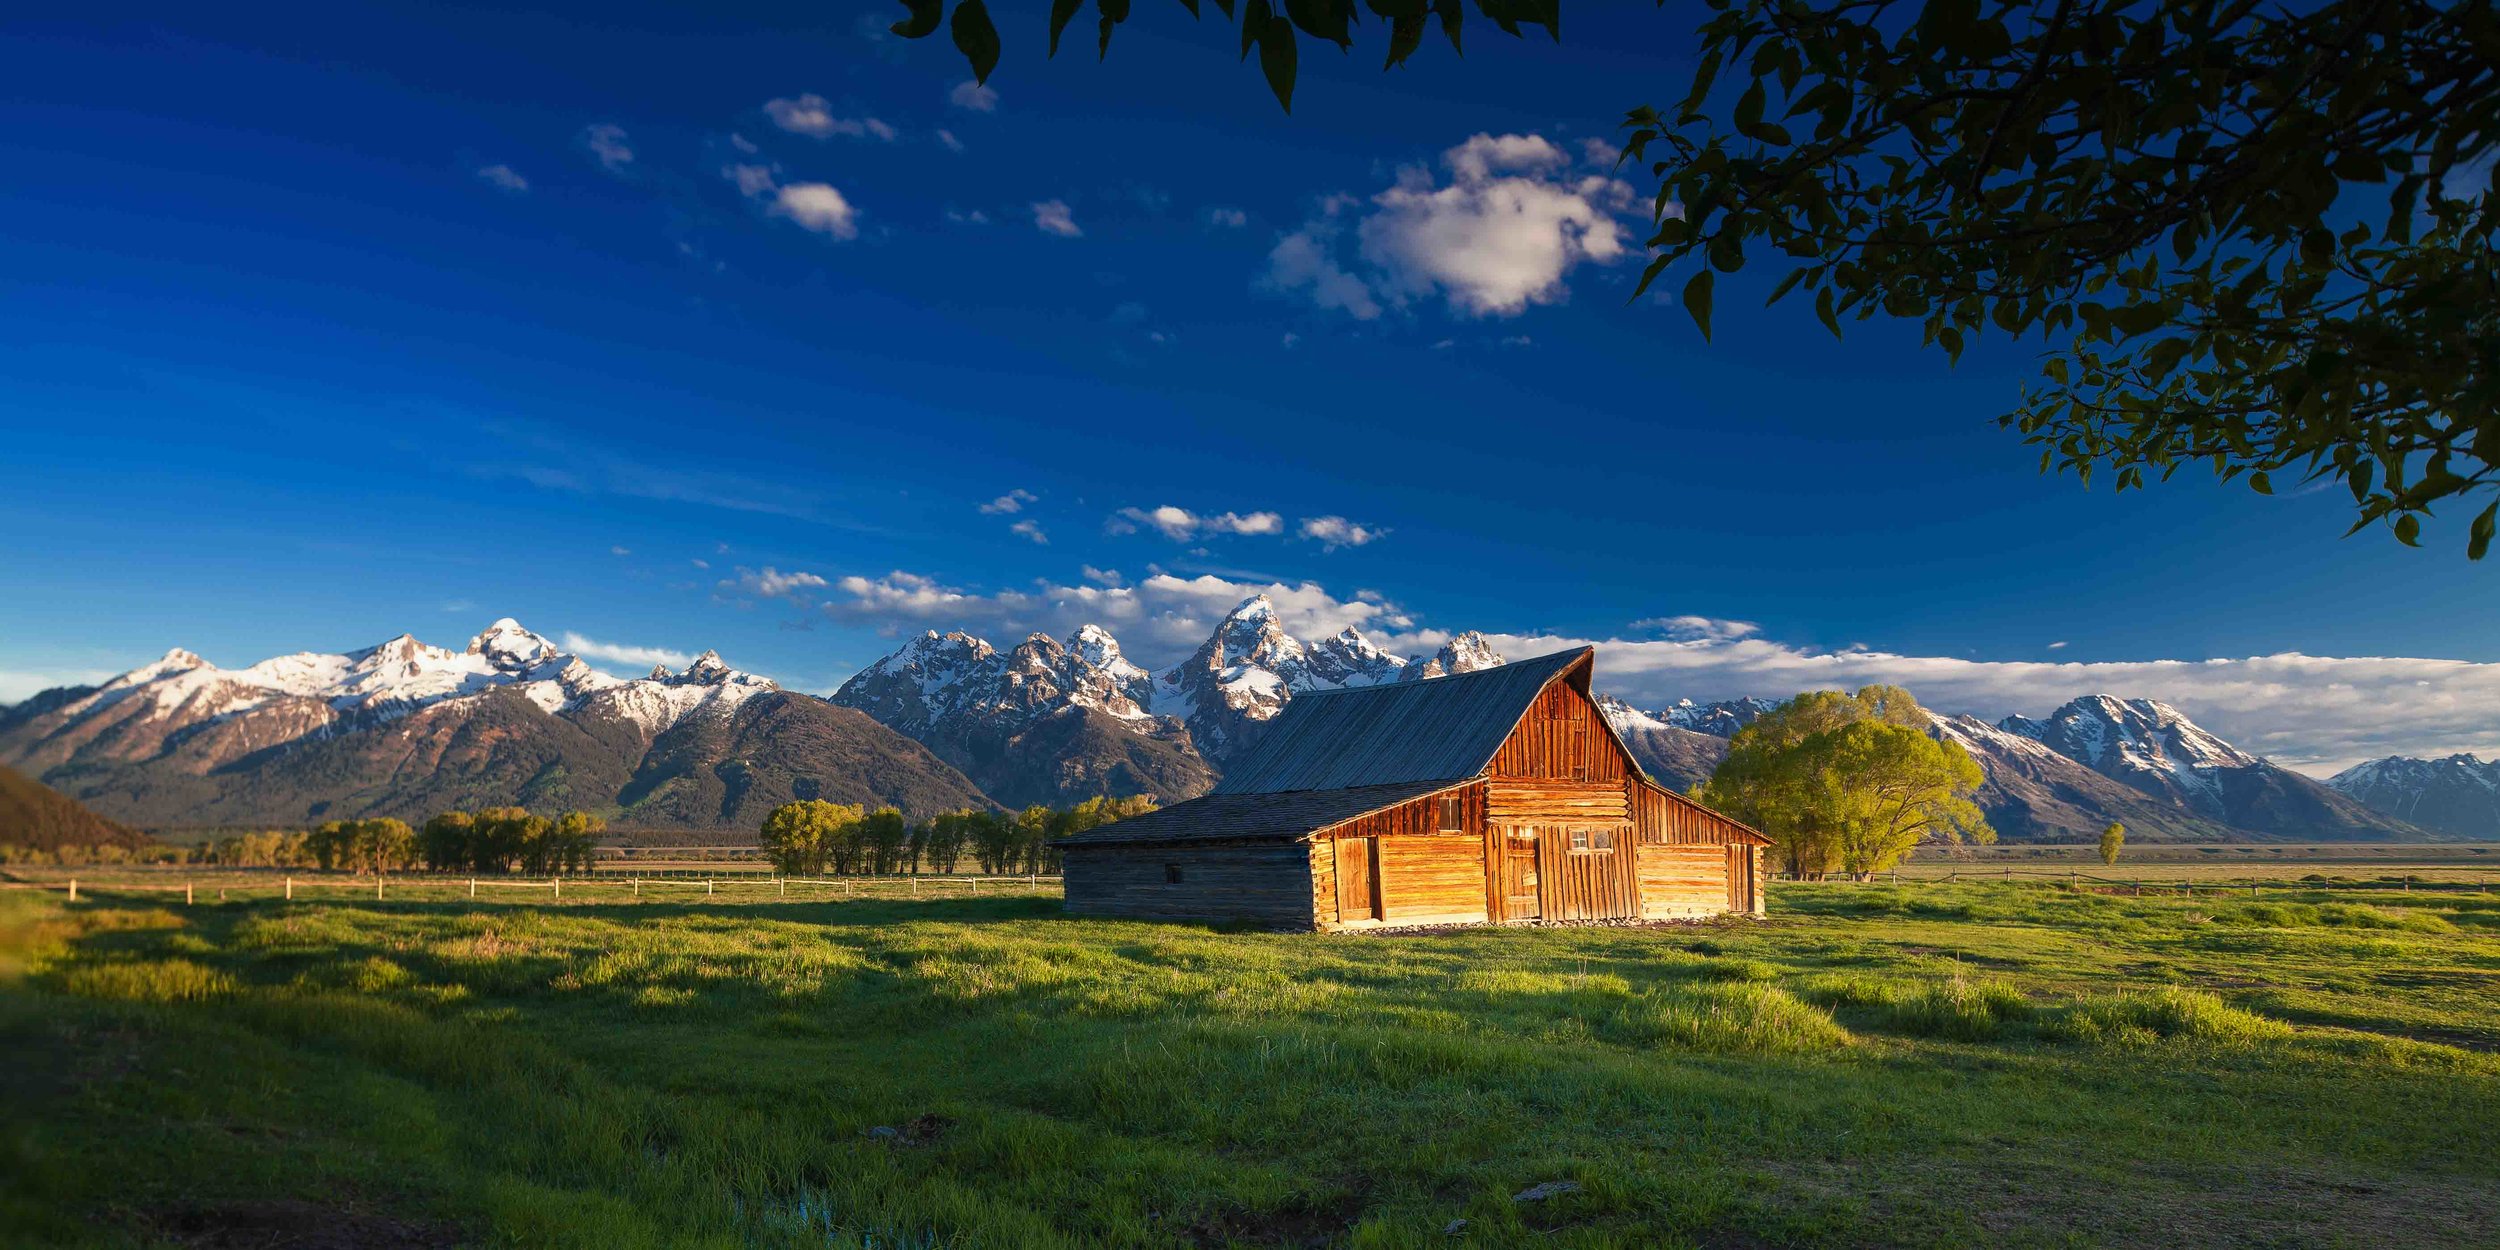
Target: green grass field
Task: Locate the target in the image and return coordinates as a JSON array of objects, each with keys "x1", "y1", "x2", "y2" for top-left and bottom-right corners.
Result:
[{"x1": 5, "y1": 876, "x2": 2498, "y2": 1248}]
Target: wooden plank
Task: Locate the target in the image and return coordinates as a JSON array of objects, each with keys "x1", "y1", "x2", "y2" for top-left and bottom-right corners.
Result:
[
  {"x1": 1063, "y1": 844, "x2": 1317, "y2": 926},
  {"x1": 1377, "y1": 834, "x2": 1490, "y2": 923},
  {"x1": 1337, "y1": 837, "x2": 1377, "y2": 921}
]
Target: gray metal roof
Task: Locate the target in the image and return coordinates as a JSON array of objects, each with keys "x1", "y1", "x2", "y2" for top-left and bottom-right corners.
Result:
[
  {"x1": 1052, "y1": 778, "x2": 1468, "y2": 847},
  {"x1": 1209, "y1": 647, "x2": 1593, "y2": 795}
]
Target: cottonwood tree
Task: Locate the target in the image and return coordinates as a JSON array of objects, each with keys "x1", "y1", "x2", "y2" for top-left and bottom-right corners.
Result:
[
  {"x1": 897, "y1": 0, "x2": 2498, "y2": 556},
  {"x1": 761, "y1": 800, "x2": 865, "y2": 876},
  {"x1": 1695, "y1": 685, "x2": 1992, "y2": 877},
  {"x1": 2099, "y1": 821, "x2": 2125, "y2": 864}
]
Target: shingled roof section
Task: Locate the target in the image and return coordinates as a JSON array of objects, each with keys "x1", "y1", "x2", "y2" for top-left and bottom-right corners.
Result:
[
  {"x1": 1210, "y1": 647, "x2": 1592, "y2": 795},
  {"x1": 1051, "y1": 778, "x2": 1468, "y2": 847}
]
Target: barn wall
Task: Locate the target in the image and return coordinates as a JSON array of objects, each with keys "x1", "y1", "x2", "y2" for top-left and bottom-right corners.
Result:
[
  {"x1": 1630, "y1": 780, "x2": 1761, "y2": 846},
  {"x1": 1487, "y1": 780, "x2": 1630, "y2": 824},
  {"x1": 1637, "y1": 844, "x2": 1734, "y2": 918},
  {"x1": 1488, "y1": 681, "x2": 1632, "y2": 784},
  {"x1": 1062, "y1": 843, "x2": 1316, "y2": 927},
  {"x1": 1319, "y1": 782, "x2": 1484, "y2": 840},
  {"x1": 1375, "y1": 834, "x2": 1491, "y2": 926},
  {"x1": 1308, "y1": 839, "x2": 1338, "y2": 928}
]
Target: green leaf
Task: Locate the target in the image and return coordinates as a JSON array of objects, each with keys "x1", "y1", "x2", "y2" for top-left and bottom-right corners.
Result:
[
  {"x1": 2249, "y1": 471, "x2": 2272, "y2": 495},
  {"x1": 2394, "y1": 513, "x2": 2421, "y2": 546},
  {"x1": 1285, "y1": 0, "x2": 1352, "y2": 48},
  {"x1": 2471, "y1": 502, "x2": 2496, "y2": 561},
  {"x1": 890, "y1": 0, "x2": 943, "y2": 38},
  {"x1": 1098, "y1": 0, "x2": 1131, "y2": 58},
  {"x1": 950, "y1": 1, "x2": 1001, "y2": 83},
  {"x1": 1048, "y1": 0, "x2": 1083, "y2": 55},
  {"x1": 1683, "y1": 268, "x2": 1715, "y2": 342},
  {"x1": 1815, "y1": 285, "x2": 1841, "y2": 338},
  {"x1": 1257, "y1": 14, "x2": 1299, "y2": 111},
  {"x1": 1383, "y1": 13, "x2": 1424, "y2": 67},
  {"x1": 1242, "y1": 0, "x2": 1270, "y2": 59}
]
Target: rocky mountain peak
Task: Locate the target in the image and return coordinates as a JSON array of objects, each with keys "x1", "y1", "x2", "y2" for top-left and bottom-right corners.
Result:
[
  {"x1": 466, "y1": 618, "x2": 560, "y2": 671},
  {"x1": 1403, "y1": 631, "x2": 1507, "y2": 681}
]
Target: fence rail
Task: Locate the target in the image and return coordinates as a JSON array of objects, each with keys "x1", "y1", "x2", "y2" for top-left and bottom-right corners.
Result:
[{"x1": 0, "y1": 871, "x2": 1062, "y2": 906}]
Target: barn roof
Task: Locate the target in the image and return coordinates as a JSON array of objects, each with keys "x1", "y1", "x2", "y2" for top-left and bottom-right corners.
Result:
[
  {"x1": 1210, "y1": 648, "x2": 1594, "y2": 795},
  {"x1": 1050, "y1": 778, "x2": 1466, "y2": 847}
]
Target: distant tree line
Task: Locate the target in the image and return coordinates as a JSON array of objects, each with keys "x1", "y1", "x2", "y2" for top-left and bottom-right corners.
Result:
[
  {"x1": 758, "y1": 795, "x2": 1156, "y2": 878},
  {"x1": 419, "y1": 809, "x2": 604, "y2": 874}
]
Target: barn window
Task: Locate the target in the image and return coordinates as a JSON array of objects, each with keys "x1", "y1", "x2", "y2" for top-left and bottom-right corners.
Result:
[
  {"x1": 1592, "y1": 829, "x2": 1615, "y2": 851},
  {"x1": 1164, "y1": 863, "x2": 1183, "y2": 884},
  {"x1": 1437, "y1": 795, "x2": 1464, "y2": 832},
  {"x1": 1569, "y1": 829, "x2": 1591, "y2": 852}
]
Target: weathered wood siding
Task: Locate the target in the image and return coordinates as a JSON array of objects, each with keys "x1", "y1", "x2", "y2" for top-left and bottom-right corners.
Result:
[
  {"x1": 1376, "y1": 834, "x2": 1491, "y2": 925},
  {"x1": 1637, "y1": 843, "x2": 1734, "y2": 918},
  {"x1": 1487, "y1": 780, "x2": 1630, "y2": 824},
  {"x1": 1488, "y1": 681, "x2": 1631, "y2": 783},
  {"x1": 1630, "y1": 779, "x2": 1759, "y2": 846},
  {"x1": 1062, "y1": 843, "x2": 1316, "y2": 927},
  {"x1": 1319, "y1": 782, "x2": 1484, "y2": 840},
  {"x1": 1308, "y1": 839, "x2": 1338, "y2": 928}
]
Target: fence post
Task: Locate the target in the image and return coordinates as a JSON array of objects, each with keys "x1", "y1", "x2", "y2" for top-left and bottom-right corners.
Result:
[
  {"x1": 285, "y1": 876, "x2": 293, "y2": 901},
  {"x1": 911, "y1": 878, "x2": 918, "y2": 897},
  {"x1": 186, "y1": 881, "x2": 194, "y2": 906},
  {"x1": 553, "y1": 876, "x2": 560, "y2": 900},
  {"x1": 779, "y1": 878, "x2": 785, "y2": 898},
  {"x1": 633, "y1": 878, "x2": 639, "y2": 898},
  {"x1": 67, "y1": 878, "x2": 77, "y2": 902},
  {"x1": 469, "y1": 878, "x2": 476, "y2": 899},
  {"x1": 377, "y1": 876, "x2": 384, "y2": 901},
  {"x1": 707, "y1": 878, "x2": 714, "y2": 897}
]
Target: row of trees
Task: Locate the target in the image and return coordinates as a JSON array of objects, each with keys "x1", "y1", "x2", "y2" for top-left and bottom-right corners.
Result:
[
  {"x1": 418, "y1": 809, "x2": 604, "y2": 874},
  {"x1": 1695, "y1": 686, "x2": 1995, "y2": 880},
  {"x1": 758, "y1": 794, "x2": 1156, "y2": 877}
]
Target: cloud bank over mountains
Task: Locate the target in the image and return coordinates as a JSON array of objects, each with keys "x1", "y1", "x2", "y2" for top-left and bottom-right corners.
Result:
[{"x1": 707, "y1": 564, "x2": 2495, "y2": 776}]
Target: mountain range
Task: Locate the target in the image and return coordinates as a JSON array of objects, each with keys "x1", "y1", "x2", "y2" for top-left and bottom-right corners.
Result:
[{"x1": 0, "y1": 601, "x2": 2483, "y2": 840}]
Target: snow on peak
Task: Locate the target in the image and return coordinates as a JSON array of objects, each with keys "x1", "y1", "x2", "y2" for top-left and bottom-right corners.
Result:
[
  {"x1": 1596, "y1": 694, "x2": 1669, "y2": 733},
  {"x1": 682, "y1": 649, "x2": 732, "y2": 684},
  {"x1": 466, "y1": 618, "x2": 559, "y2": 670}
]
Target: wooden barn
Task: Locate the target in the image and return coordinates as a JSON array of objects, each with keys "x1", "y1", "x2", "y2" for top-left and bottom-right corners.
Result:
[{"x1": 1055, "y1": 647, "x2": 1770, "y2": 930}]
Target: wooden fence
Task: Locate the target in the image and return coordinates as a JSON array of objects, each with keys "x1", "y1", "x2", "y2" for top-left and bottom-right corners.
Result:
[{"x1": 0, "y1": 871, "x2": 1060, "y2": 906}]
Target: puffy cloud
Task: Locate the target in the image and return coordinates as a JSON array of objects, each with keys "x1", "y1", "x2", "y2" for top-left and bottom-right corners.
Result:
[
  {"x1": 949, "y1": 80, "x2": 998, "y2": 112},
  {"x1": 1205, "y1": 206, "x2": 1248, "y2": 228},
  {"x1": 558, "y1": 632, "x2": 694, "y2": 671},
  {"x1": 1031, "y1": 199, "x2": 1081, "y2": 238},
  {"x1": 717, "y1": 567, "x2": 830, "y2": 600},
  {"x1": 1082, "y1": 565, "x2": 1124, "y2": 586},
  {"x1": 936, "y1": 128, "x2": 965, "y2": 153},
  {"x1": 762, "y1": 94, "x2": 896, "y2": 140},
  {"x1": 979, "y1": 488, "x2": 1038, "y2": 515},
  {"x1": 771, "y1": 183, "x2": 860, "y2": 239},
  {"x1": 1630, "y1": 615, "x2": 1760, "y2": 642},
  {"x1": 1579, "y1": 135, "x2": 1623, "y2": 167},
  {"x1": 722, "y1": 163, "x2": 778, "y2": 197},
  {"x1": 1299, "y1": 516, "x2": 1386, "y2": 550},
  {"x1": 475, "y1": 163, "x2": 528, "y2": 192},
  {"x1": 1010, "y1": 519, "x2": 1048, "y2": 544},
  {"x1": 609, "y1": 545, "x2": 632, "y2": 557},
  {"x1": 582, "y1": 124, "x2": 634, "y2": 172},
  {"x1": 1109, "y1": 505, "x2": 1283, "y2": 542},
  {"x1": 1266, "y1": 133, "x2": 1637, "y2": 320},
  {"x1": 808, "y1": 569, "x2": 1413, "y2": 655}
]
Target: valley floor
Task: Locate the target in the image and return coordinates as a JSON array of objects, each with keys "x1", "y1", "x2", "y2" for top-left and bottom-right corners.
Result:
[{"x1": 3, "y1": 878, "x2": 2497, "y2": 1248}]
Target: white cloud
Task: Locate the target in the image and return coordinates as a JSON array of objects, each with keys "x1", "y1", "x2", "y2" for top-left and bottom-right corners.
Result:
[
  {"x1": 1266, "y1": 133, "x2": 1637, "y2": 320},
  {"x1": 1109, "y1": 505, "x2": 1284, "y2": 542},
  {"x1": 717, "y1": 566, "x2": 831, "y2": 600},
  {"x1": 1082, "y1": 565, "x2": 1124, "y2": 586},
  {"x1": 807, "y1": 569, "x2": 1413, "y2": 655},
  {"x1": 730, "y1": 133, "x2": 759, "y2": 154},
  {"x1": 475, "y1": 163, "x2": 528, "y2": 192},
  {"x1": 1299, "y1": 516, "x2": 1386, "y2": 550},
  {"x1": 609, "y1": 545, "x2": 632, "y2": 556},
  {"x1": 771, "y1": 183, "x2": 860, "y2": 239},
  {"x1": 763, "y1": 94, "x2": 897, "y2": 141},
  {"x1": 582, "y1": 124, "x2": 634, "y2": 172},
  {"x1": 979, "y1": 488, "x2": 1038, "y2": 515},
  {"x1": 1206, "y1": 206, "x2": 1248, "y2": 228},
  {"x1": 945, "y1": 208, "x2": 990, "y2": 225},
  {"x1": 1281, "y1": 332, "x2": 1302, "y2": 349},
  {"x1": 1031, "y1": 199, "x2": 1081, "y2": 238},
  {"x1": 1499, "y1": 335, "x2": 1533, "y2": 347},
  {"x1": 936, "y1": 128, "x2": 965, "y2": 153},
  {"x1": 949, "y1": 80, "x2": 998, "y2": 112},
  {"x1": 558, "y1": 632, "x2": 694, "y2": 671},
  {"x1": 1630, "y1": 615, "x2": 1760, "y2": 643},
  {"x1": 2048, "y1": 640, "x2": 2070, "y2": 650},
  {"x1": 1010, "y1": 519, "x2": 1048, "y2": 544},
  {"x1": 1579, "y1": 135, "x2": 1623, "y2": 167},
  {"x1": 723, "y1": 163, "x2": 778, "y2": 197}
]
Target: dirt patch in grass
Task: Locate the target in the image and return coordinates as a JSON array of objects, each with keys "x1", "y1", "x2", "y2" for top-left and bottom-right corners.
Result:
[
  {"x1": 1177, "y1": 1189, "x2": 1365, "y2": 1248},
  {"x1": 151, "y1": 1199, "x2": 461, "y2": 1249}
]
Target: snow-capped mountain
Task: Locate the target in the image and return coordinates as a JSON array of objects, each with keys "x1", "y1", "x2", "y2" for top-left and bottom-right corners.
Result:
[
  {"x1": 1150, "y1": 596, "x2": 1424, "y2": 760},
  {"x1": 829, "y1": 626, "x2": 1207, "y2": 807},
  {"x1": 1400, "y1": 632, "x2": 1506, "y2": 681},
  {"x1": 1596, "y1": 695, "x2": 1731, "y2": 791},
  {"x1": 2330, "y1": 754, "x2": 2500, "y2": 838},
  {"x1": 0, "y1": 622, "x2": 984, "y2": 828},
  {"x1": 1661, "y1": 696, "x2": 1781, "y2": 737}
]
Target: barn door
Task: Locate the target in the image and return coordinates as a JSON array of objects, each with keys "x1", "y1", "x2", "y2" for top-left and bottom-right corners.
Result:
[
  {"x1": 1337, "y1": 837, "x2": 1379, "y2": 922},
  {"x1": 1495, "y1": 827, "x2": 1541, "y2": 921},
  {"x1": 1726, "y1": 845, "x2": 1749, "y2": 912}
]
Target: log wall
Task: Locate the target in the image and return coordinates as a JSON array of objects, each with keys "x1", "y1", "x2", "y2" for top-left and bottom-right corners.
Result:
[
  {"x1": 1637, "y1": 843, "x2": 1734, "y2": 918},
  {"x1": 1062, "y1": 843, "x2": 1317, "y2": 927},
  {"x1": 1376, "y1": 834, "x2": 1491, "y2": 926}
]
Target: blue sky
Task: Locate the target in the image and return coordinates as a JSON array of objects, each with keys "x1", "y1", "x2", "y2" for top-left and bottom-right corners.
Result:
[{"x1": 4, "y1": 3, "x2": 2495, "y2": 773}]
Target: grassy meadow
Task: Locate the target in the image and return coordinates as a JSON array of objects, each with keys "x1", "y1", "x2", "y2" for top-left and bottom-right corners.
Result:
[{"x1": 4, "y1": 876, "x2": 2498, "y2": 1248}]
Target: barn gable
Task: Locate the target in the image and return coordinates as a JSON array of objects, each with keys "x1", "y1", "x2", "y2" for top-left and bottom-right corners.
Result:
[{"x1": 1212, "y1": 648, "x2": 1592, "y2": 794}]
